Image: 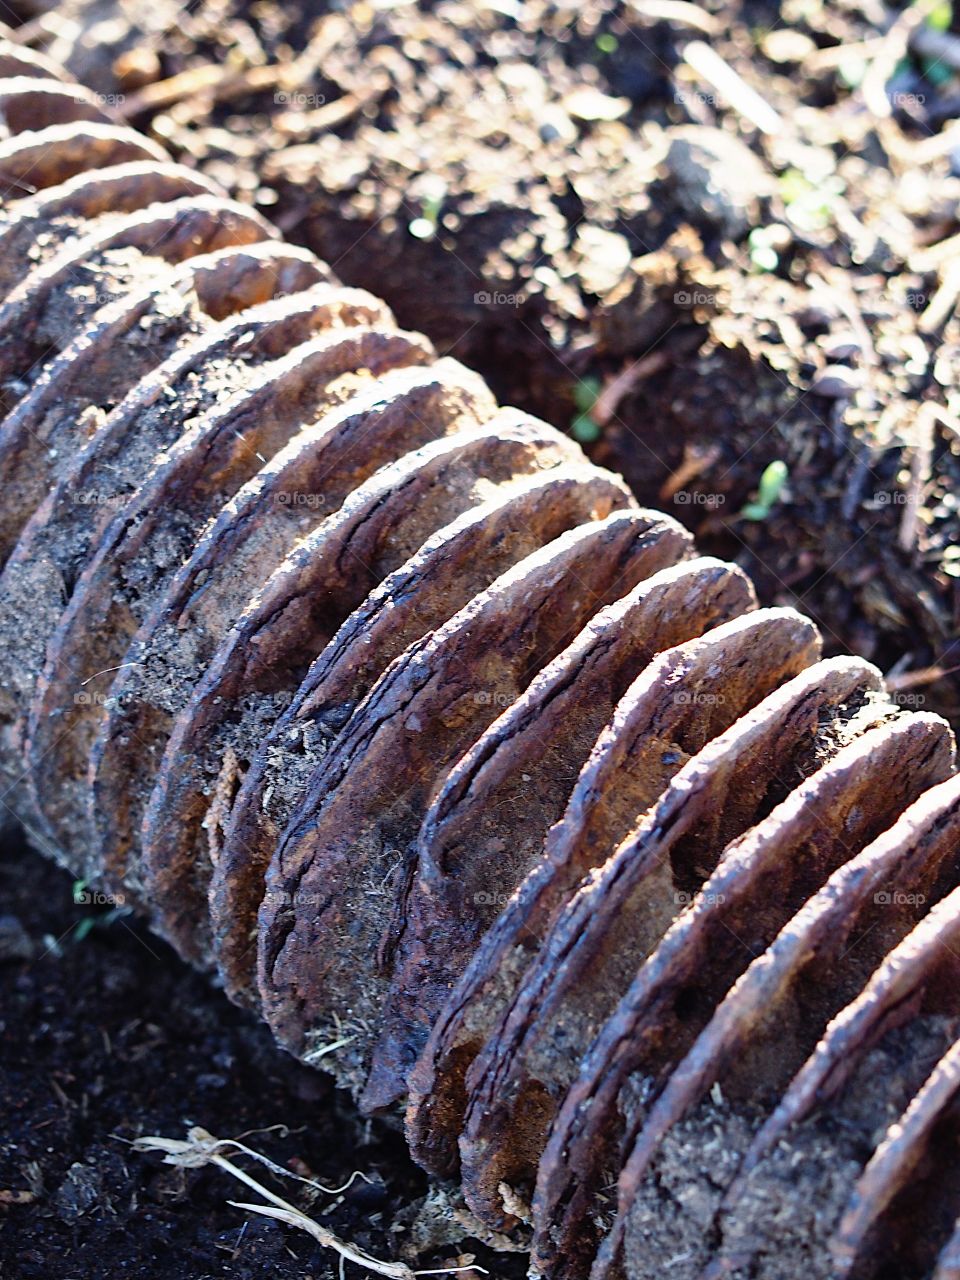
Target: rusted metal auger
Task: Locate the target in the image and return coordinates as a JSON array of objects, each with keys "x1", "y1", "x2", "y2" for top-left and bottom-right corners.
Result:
[{"x1": 2, "y1": 31, "x2": 960, "y2": 1280}]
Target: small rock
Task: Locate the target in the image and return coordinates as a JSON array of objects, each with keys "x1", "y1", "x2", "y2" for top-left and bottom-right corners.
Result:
[
  {"x1": 796, "y1": 304, "x2": 836, "y2": 335},
  {"x1": 0, "y1": 915, "x2": 34, "y2": 963},
  {"x1": 344, "y1": 1170, "x2": 389, "y2": 1211},
  {"x1": 497, "y1": 62, "x2": 547, "y2": 107},
  {"x1": 0, "y1": 1189, "x2": 35, "y2": 1207},
  {"x1": 764, "y1": 223, "x2": 793, "y2": 250},
  {"x1": 664, "y1": 126, "x2": 773, "y2": 239},
  {"x1": 810, "y1": 364, "x2": 863, "y2": 398},
  {"x1": 761, "y1": 30, "x2": 817, "y2": 63},
  {"x1": 819, "y1": 333, "x2": 862, "y2": 362},
  {"x1": 538, "y1": 105, "x2": 577, "y2": 146},
  {"x1": 53, "y1": 1163, "x2": 101, "y2": 1224},
  {"x1": 112, "y1": 45, "x2": 160, "y2": 91},
  {"x1": 195, "y1": 1071, "x2": 229, "y2": 1090},
  {"x1": 574, "y1": 225, "x2": 632, "y2": 297},
  {"x1": 562, "y1": 88, "x2": 630, "y2": 122}
]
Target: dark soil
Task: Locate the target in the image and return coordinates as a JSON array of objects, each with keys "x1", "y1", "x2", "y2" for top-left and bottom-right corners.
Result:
[{"x1": 0, "y1": 828, "x2": 526, "y2": 1279}]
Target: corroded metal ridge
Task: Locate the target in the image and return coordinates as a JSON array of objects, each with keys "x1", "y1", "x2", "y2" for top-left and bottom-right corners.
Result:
[{"x1": 2, "y1": 42, "x2": 960, "y2": 1280}]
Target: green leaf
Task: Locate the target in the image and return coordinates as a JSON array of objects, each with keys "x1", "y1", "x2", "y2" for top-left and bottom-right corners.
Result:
[
  {"x1": 740, "y1": 460, "x2": 788, "y2": 521},
  {"x1": 421, "y1": 194, "x2": 443, "y2": 225},
  {"x1": 758, "y1": 459, "x2": 789, "y2": 507},
  {"x1": 740, "y1": 501, "x2": 770, "y2": 522},
  {"x1": 778, "y1": 168, "x2": 811, "y2": 204},
  {"x1": 74, "y1": 916, "x2": 97, "y2": 943},
  {"x1": 72, "y1": 905, "x2": 132, "y2": 944},
  {"x1": 571, "y1": 412, "x2": 601, "y2": 443},
  {"x1": 573, "y1": 377, "x2": 602, "y2": 414},
  {"x1": 929, "y1": 1, "x2": 953, "y2": 32}
]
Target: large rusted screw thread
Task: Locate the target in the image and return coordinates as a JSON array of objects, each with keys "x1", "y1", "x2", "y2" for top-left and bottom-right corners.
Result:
[{"x1": 2, "y1": 35, "x2": 960, "y2": 1280}]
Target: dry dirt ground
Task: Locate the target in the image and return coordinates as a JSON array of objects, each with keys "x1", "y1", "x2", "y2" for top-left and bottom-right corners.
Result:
[{"x1": 0, "y1": 826, "x2": 528, "y2": 1279}]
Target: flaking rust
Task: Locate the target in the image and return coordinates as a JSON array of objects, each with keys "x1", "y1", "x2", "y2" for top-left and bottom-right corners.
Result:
[{"x1": 3, "y1": 32, "x2": 960, "y2": 1280}]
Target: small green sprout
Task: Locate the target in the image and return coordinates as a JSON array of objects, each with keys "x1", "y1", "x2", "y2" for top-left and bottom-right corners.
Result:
[
  {"x1": 571, "y1": 377, "x2": 603, "y2": 444},
  {"x1": 421, "y1": 193, "x2": 443, "y2": 226},
  {"x1": 778, "y1": 168, "x2": 843, "y2": 234},
  {"x1": 596, "y1": 33, "x2": 619, "y2": 54},
  {"x1": 741, "y1": 460, "x2": 789, "y2": 521},
  {"x1": 929, "y1": 1, "x2": 952, "y2": 33},
  {"x1": 571, "y1": 415, "x2": 601, "y2": 444},
  {"x1": 408, "y1": 191, "x2": 445, "y2": 241},
  {"x1": 72, "y1": 878, "x2": 131, "y2": 941},
  {"x1": 748, "y1": 227, "x2": 779, "y2": 273}
]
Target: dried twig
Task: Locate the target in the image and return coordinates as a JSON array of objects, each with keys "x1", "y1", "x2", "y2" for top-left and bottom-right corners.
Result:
[
  {"x1": 682, "y1": 40, "x2": 782, "y2": 134},
  {"x1": 626, "y1": 0, "x2": 720, "y2": 34},
  {"x1": 886, "y1": 663, "x2": 960, "y2": 692},
  {"x1": 919, "y1": 260, "x2": 960, "y2": 334},
  {"x1": 119, "y1": 63, "x2": 297, "y2": 120},
  {"x1": 898, "y1": 403, "x2": 936, "y2": 557},
  {"x1": 131, "y1": 1128, "x2": 486, "y2": 1279},
  {"x1": 592, "y1": 351, "x2": 669, "y2": 427},
  {"x1": 658, "y1": 442, "x2": 723, "y2": 503},
  {"x1": 911, "y1": 228, "x2": 960, "y2": 273},
  {"x1": 274, "y1": 89, "x2": 386, "y2": 141},
  {"x1": 907, "y1": 123, "x2": 960, "y2": 164},
  {"x1": 803, "y1": 38, "x2": 886, "y2": 72},
  {"x1": 5, "y1": 12, "x2": 61, "y2": 46}
]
